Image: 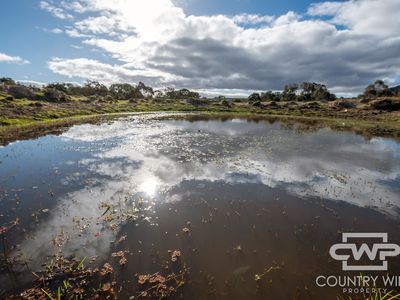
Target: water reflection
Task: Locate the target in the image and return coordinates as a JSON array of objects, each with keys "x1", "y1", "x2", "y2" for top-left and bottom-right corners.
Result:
[
  {"x1": 61, "y1": 114, "x2": 400, "y2": 215},
  {"x1": 0, "y1": 113, "x2": 399, "y2": 298}
]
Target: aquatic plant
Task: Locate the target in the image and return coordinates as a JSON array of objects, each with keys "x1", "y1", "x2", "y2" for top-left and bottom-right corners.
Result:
[{"x1": 136, "y1": 251, "x2": 189, "y2": 299}]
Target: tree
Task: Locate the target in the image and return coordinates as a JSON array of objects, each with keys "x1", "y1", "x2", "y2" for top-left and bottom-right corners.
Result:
[
  {"x1": 179, "y1": 88, "x2": 199, "y2": 98},
  {"x1": 363, "y1": 80, "x2": 393, "y2": 97},
  {"x1": 313, "y1": 85, "x2": 336, "y2": 101},
  {"x1": 300, "y1": 82, "x2": 336, "y2": 101},
  {"x1": 164, "y1": 87, "x2": 199, "y2": 99},
  {"x1": 45, "y1": 82, "x2": 70, "y2": 94},
  {"x1": 281, "y1": 83, "x2": 298, "y2": 101},
  {"x1": 0, "y1": 77, "x2": 16, "y2": 86},
  {"x1": 109, "y1": 83, "x2": 137, "y2": 99},
  {"x1": 137, "y1": 82, "x2": 154, "y2": 98},
  {"x1": 260, "y1": 91, "x2": 279, "y2": 102},
  {"x1": 82, "y1": 80, "x2": 108, "y2": 96},
  {"x1": 248, "y1": 92, "x2": 261, "y2": 102}
]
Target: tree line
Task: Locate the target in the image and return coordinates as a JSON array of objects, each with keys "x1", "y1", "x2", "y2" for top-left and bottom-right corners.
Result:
[
  {"x1": 45, "y1": 81, "x2": 201, "y2": 100},
  {"x1": 1, "y1": 77, "x2": 398, "y2": 102},
  {"x1": 0, "y1": 78, "x2": 200, "y2": 101},
  {"x1": 248, "y1": 82, "x2": 336, "y2": 102}
]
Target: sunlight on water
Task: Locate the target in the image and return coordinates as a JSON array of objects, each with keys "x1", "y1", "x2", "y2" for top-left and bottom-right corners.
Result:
[{"x1": 139, "y1": 178, "x2": 159, "y2": 197}]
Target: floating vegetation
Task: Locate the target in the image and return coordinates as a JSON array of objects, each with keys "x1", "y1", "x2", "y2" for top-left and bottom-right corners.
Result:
[
  {"x1": 8, "y1": 255, "x2": 117, "y2": 299},
  {"x1": 136, "y1": 251, "x2": 188, "y2": 299},
  {"x1": 0, "y1": 218, "x2": 19, "y2": 235},
  {"x1": 98, "y1": 194, "x2": 154, "y2": 231},
  {"x1": 111, "y1": 251, "x2": 128, "y2": 266},
  {"x1": 254, "y1": 265, "x2": 281, "y2": 284},
  {"x1": 337, "y1": 290, "x2": 400, "y2": 300}
]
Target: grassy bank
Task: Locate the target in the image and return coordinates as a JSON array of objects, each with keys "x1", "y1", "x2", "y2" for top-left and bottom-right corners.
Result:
[{"x1": 1, "y1": 96, "x2": 400, "y2": 145}]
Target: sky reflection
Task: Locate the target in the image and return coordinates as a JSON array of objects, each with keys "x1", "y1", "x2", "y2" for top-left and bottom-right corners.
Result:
[{"x1": 1, "y1": 113, "x2": 399, "y2": 280}]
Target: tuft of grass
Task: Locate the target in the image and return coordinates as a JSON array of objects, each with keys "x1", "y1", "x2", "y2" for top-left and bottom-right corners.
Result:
[{"x1": 338, "y1": 289, "x2": 400, "y2": 300}]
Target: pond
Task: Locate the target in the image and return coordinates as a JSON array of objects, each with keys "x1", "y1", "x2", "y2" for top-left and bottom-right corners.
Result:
[{"x1": 1, "y1": 113, "x2": 400, "y2": 299}]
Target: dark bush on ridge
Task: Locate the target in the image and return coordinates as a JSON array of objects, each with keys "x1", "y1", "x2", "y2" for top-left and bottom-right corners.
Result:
[
  {"x1": 186, "y1": 98, "x2": 208, "y2": 106},
  {"x1": 0, "y1": 77, "x2": 16, "y2": 86},
  {"x1": 371, "y1": 99, "x2": 400, "y2": 111},
  {"x1": 44, "y1": 88, "x2": 68, "y2": 102},
  {"x1": 248, "y1": 93, "x2": 261, "y2": 102},
  {"x1": 363, "y1": 80, "x2": 394, "y2": 98},
  {"x1": 8, "y1": 85, "x2": 36, "y2": 100}
]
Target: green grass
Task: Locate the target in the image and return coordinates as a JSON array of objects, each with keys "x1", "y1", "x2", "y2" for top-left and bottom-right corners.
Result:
[{"x1": 1, "y1": 98, "x2": 399, "y2": 144}]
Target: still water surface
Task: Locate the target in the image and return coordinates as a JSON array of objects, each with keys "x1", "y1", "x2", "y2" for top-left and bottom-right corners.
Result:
[{"x1": 1, "y1": 113, "x2": 400, "y2": 299}]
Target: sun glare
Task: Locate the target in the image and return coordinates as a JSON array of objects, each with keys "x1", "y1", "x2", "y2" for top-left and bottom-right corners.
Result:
[{"x1": 139, "y1": 179, "x2": 158, "y2": 197}]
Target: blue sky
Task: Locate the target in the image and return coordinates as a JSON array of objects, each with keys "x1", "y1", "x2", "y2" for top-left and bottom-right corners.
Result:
[
  {"x1": 0, "y1": 1, "x2": 116, "y2": 83},
  {"x1": 0, "y1": 0, "x2": 398, "y2": 95}
]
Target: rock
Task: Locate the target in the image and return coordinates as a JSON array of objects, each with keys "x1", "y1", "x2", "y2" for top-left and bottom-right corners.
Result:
[
  {"x1": 44, "y1": 88, "x2": 68, "y2": 102},
  {"x1": 371, "y1": 99, "x2": 400, "y2": 111},
  {"x1": 5, "y1": 95, "x2": 14, "y2": 101},
  {"x1": 8, "y1": 85, "x2": 36, "y2": 99}
]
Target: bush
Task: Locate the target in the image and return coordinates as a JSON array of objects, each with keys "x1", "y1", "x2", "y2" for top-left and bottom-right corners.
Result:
[
  {"x1": 248, "y1": 93, "x2": 261, "y2": 102},
  {"x1": 44, "y1": 88, "x2": 68, "y2": 102},
  {"x1": 165, "y1": 87, "x2": 199, "y2": 99},
  {"x1": 221, "y1": 99, "x2": 231, "y2": 107},
  {"x1": 8, "y1": 85, "x2": 36, "y2": 99},
  {"x1": 371, "y1": 99, "x2": 400, "y2": 111},
  {"x1": 186, "y1": 98, "x2": 208, "y2": 106},
  {"x1": 260, "y1": 91, "x2": 280, "y2": 102},
  {"x1": 300, "y1": 101, "x2": 321, "y2": 109},
  {"x1": 0, "y1": 77, "x2": 16, "y2": 86},
  {"x1": 363, "y1": 80, "x2": 393, "y2": 98},
  {"x1": 333, "y1": 100, "x2": 356, "y2": 109},
  {"x1": 265, "y1": 101, "x2": 279, "y2": 108}
]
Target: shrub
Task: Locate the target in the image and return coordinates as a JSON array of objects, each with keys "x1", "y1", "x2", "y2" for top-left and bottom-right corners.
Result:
[
  {"x1": 8, "y1": 85, "x2": 36, "y2": 99},
  {"x1": 44, "y1": 88, "x2": 68, "y2": 102},
  {"x1": 363, "y1": 80, "x2": 393, "y2": 98},
  {"x1": 248, "y1": 93, "x2": 261, "y2": 102}
]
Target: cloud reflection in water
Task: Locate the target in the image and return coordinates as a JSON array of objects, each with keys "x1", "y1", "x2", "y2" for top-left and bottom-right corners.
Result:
[{"x1": 6, "y1": 113, "x2": 400, "y2": 275}]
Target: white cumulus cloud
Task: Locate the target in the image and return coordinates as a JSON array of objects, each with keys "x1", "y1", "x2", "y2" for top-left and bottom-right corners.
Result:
[
  {"x1": 40, "y1": 1, "x2": 73, "y2": 20},
  {"x1": 42, "y1": 0, "x2": 400, "y2": 93},
  {"x1": 232, "y1": 13, "x2": 275, "y2": 25},
  {"x1": 0, "y1": 52, "x2": 30, "y2": 64}
]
